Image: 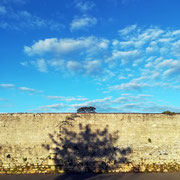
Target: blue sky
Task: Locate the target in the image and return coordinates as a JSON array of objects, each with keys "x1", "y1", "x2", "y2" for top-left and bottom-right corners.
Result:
[{"x1": 0, "y1": 0, "x2": 180, "y2": 113}]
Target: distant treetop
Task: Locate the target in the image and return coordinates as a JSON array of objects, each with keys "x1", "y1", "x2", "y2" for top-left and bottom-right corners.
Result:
[{"x1": 77, "y1": 106, "x2": 96, "y2": 113}]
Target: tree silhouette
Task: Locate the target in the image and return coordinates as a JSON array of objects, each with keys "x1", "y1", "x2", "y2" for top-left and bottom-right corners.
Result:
[{"x1": 42, "y1": 116, "x2": 132, "y2": 173}]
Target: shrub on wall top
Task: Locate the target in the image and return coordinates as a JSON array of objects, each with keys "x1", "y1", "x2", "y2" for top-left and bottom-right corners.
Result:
[{"x1": 162, "y1": 110, "x2": 175, "y2": 115}]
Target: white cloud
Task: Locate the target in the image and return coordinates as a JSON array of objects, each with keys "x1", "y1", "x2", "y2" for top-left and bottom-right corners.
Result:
[
  {"x1": 118, "y1": 24, "x2": 137, "y2": 36},
  {"x1": 111, "y1": 97, "x2": 128, "y2": 103},
  {"x1": 98, "y1": 39, "x2": 109, "y2": 49},
  {"x1": 109, "y1": 82, "x2": 148, "y2": 91},
  {"x1": 22, "y1": 59, "x2": 103, "y2": 77},
  {"x1": 29, "y1": 94, "x2": 178, "y2": 113},
  {"x1": 18, "y1": 87, "x2": 42, "y2": 93},
  {"x1": 133, "y1": 58, "x2": 143, "y2": 67},
  {"x1": 117, "y1": 27, "x2": 164, "y2": 51},
  {"x1": 0, "y1": 2, "x2": 63, "y2": 30},
  {"x1": 112, "y1": 39, "x2": 119, "y2": 46},
  {"x1": 154, "y1": 57, "x2": 163, "y2": 64},
  {"x1": 110, "y1": 50, "x2": 140, "y2": 64},
  {"x1": 151, "y1": 71, "x2": 161, "y2": 79},
  {"x1": 137, "y1": 28, "x2": 164, "y2": 41},
  {"x1": 146, "y1": 41, "x2": 159, "y2": 53},
  {"x1": 18, "y1": 87, "x2": 36, "y2": 92},
  {"x1": 70, "y1": 97, "x2": 113, "y2": 112},
  {"x1": 157, "y1": 82, "x2": 180, "y2": 90},
  {"x1": 71, "y1": 97, "x2": 111, "y2": 106},
  {"x1": 48, "y1": 59, "x2": 65, "y2": 71},
  {"x1": 137, "y1": 94, "x2": 152, "y2": 98},
  {"x1": 131, "y1": 76, "x2": 148, "y2": 83},
  {"x1": 156, "y1": 59, "x2": 174, "y2": 68},
  {"x1": 22, "y1": 59, "x2": 48, "y2": 73},
  {"x1": 47, "y1": 96, "x2": 88, "y2": 102},
  {"x1": 160, "y1": 47, "x2": 169, "y2": 55},
  {"x1": 35, "y1": 103, "x2": 66, "y2": 112},
  {"x1": 70, "y1": 96, "x2": 154, "y2": 113},
  {"x1": 172, "y1": 40, "x2": 180, "y2": 57},
  {"x1": 70, "y1": 16, "x2": 97, "y2": 31},
  {"x1": 20, "y1": 61, "x2": 28, "y2": 66},
  {"x1": 127, "y1": 94, "x2": 153, "y2": 101},
  {"x1": 114, "y1": 50, "x2": 139, "y2": 57},
  {"x1": 120, "y1": 102, "x2": 143, "y2": 110},
  {"x1": 0, "y1": 83, "x2": 43, "y2": 95},
  {"x1": 155, "y1": 59, "x2": 180, "y2": 78},
  {"x1": 24, "y1": 38, "x2": 59, "y2": 56},
  {"x1": 0, "y1": 84, "x2": 15, "y2": 88},
  {"x1": 22, "y1": 25, "x2": 180, "y2": 86},
  {"x1": 47, "y1": 96, "x2": 64, "y2": 100},
  {"x1": 118, "y1": 75, "x2": 127, "y2": 80},
  {"x1": 163, "y1": 62, "x2": 180, "y2": 77},
  {"x1": 118, "y1": 40, "x2": 134, "y2": 47},
  {"x1": 113, "y1": 25, "x2": 180, "y2": 84},
  {"x1": 24, "y1": 36, "x2": 109, "y2": 56},
  {"x1": 75, "y1": 0, "x2": 95, "y2": 11},
  {"x1": 85, "y1": 60, "x2": 101, "y2": 75},
  {"x1": 66, "y1": 60, "x2": 102, "y2": 75},
  {"x1": 36, "y1": 59, "x2": 48, "y2": 73},
  {"x1": 171, "y1": 29, "x2": 180, "y2": 36},
  {"x1": 30, "y1": 96, "x2": 180, "y2": 113},
  {"x1": 100, "y1": 69, "x2": 115, "y2": 82},
  {"x1": 158, "y1": 38, "x2": 172, "y2": 43},
  {"x1": 142, "y1": 103, "x2": 180, "y2": 113},
  {"x1": 113, "y1": 101, "x2": 180, "y2": 113},
  {"x1": 146, "y1": 46, "x2": 157, "y2": 53},
  {"x1": 67, "y1": 61, "x2": 82, "y2": 72},
  {"x1": 146, "y1": 56, "x2": 156, "y2": 62}
]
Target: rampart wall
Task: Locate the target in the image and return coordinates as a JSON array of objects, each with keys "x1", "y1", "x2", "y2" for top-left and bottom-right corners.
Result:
[{"x1": 0, "y1": 113, "x2": 180, "y2": 174}]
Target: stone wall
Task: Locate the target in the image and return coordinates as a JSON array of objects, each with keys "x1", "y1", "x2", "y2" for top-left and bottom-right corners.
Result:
[{"x1": 0, "y1": 113, "x2": 180, "y2": 173}]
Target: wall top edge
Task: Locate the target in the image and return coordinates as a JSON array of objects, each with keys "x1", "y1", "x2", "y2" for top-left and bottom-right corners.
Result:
[{"x1": 0, "y1": 113, "x2": 180, "y2": 114}]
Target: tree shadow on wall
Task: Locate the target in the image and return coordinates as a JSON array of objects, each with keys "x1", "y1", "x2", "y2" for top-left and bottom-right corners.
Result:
[{"x1": 42, "y1": 118, "x2": 132, "y2": 177}]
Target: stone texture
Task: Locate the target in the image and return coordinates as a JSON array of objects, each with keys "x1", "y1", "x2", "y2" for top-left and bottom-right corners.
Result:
[{"x1": 0, "y1": 113, "x2": 179, "y2": 173}]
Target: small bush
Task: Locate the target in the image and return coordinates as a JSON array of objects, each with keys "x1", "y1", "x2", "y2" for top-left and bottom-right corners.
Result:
[
  {"x1": 162, "y1": 110, "x2": 175, "y2": 115},
  {"x1": 23, "y1": 157, "x2": 27, "y2": 161},
  {"x1": 148, "y1": 138, "x2": 152, "y2": 143}
]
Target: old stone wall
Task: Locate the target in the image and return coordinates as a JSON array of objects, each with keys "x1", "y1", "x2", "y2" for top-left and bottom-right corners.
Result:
[{"x1": 0, "y1": 113, "x2": 180, "y2": 173}]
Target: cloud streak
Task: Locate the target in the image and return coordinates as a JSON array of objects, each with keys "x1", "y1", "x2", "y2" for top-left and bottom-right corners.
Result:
[
  {"x1": 75, "y1": 0, "x2": 95, "y2": 11},
  {"x1": 0, "y1": 1, "x2": 64, "y2": 30},
  {"x1": 47, "y1": 96, "x2": 88, "y2": 102},
  {"x1": 18, "y1": 87, "x2": 42, "y2": 93},
  {"x1": 33, "y1": 103, "x2": 66, "y2": 112},
  {"x1": 0, "y1": 84, "x2": 15, "y2": 88},
  {"x1": 70, "y1": 16, "x2": 97, "y2": 31},
  {"x1": 0, "y1": 83, "x2": 42, "y2": 93},
  {"x1": 109, "y1": 82, "x2": 149, "y2": 91}
]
